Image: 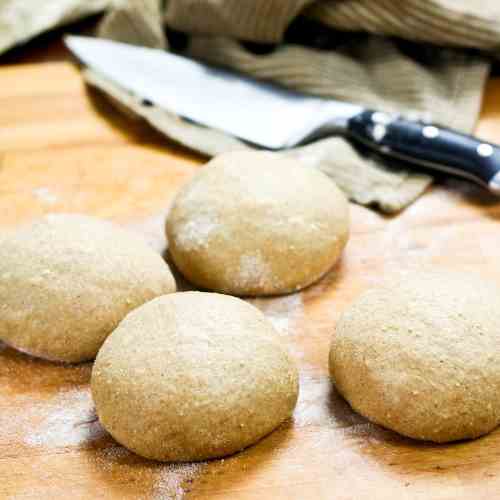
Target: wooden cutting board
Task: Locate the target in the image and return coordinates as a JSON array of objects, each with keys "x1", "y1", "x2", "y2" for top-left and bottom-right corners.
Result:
[{"x1": 2, "y1": 43, "x2": 500, "y2": 499}]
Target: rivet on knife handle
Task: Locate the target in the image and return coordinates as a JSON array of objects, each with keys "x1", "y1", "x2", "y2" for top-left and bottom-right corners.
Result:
[{"x1": 347, "y1": 110, "x2": 500, "y2": 195}]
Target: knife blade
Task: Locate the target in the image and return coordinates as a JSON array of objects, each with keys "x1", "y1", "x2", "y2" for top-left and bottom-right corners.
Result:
[{"x1": 65, "y1": 35, "x2": 500, "y2": 194}]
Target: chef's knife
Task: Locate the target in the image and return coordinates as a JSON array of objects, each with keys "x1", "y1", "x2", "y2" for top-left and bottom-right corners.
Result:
[{"x1": 65, "y1": 35, "x2": 500, "y2": 194}]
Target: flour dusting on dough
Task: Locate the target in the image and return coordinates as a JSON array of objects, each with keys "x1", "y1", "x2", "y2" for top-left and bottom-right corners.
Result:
[
  {"x1": 175, "y1": 215, "x2": 219, "y2": 251},
  {"x1": 237, "y1": 251, "x2": 280, "y2": 290}
]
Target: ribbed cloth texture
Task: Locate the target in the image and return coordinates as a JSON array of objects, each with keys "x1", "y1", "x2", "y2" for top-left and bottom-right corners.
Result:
[
  {"x1": 164, "y1": 0, "x2": 500, "y2": 51},
  {"x1": 186, "y1": 36, "x2": 487, "y2": 132},
  {"x1": 306, "y1": 1, "x2": 500, "y2": 52},
  {"x1": 93, "y1": 0, "x2": 495, "y2": 211},
  {"x1": 164, "y1": 0, "x2": 314, "y2": 43},
  {"x1": 2, "y1": 0, "x2": 495, "y2": 211},
  {"x1": 98, "y1": 0, "x2": 166, "y2": 49}
]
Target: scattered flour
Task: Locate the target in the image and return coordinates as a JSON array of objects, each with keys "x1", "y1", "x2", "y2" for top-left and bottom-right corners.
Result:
[
  {"x1": 250, "y1": 293, "x2": 305, "y2": 362},
  {"x1": 32, "y1": 187, "x2": 58, "y2": 205},
  {"x1": 293, "y1": 373, "x2": 336, "y2": 428},
  {"x1": 126, "y1": 212, "x2": 170, "y2": 253},
  {"x1": 91, "y1": 444, "x2": 203, "y2": 499},
  {"x1": 23, "y1": 388, "x2": 105, "y2": 448},
  {"x1": 152, "y1": 463, "x2": 202, "y2": 500},
  {"x1": 253, "y1": 293, "x2": 304, "y2": 336},
  {"x1": 99, "y1": 445, "x2": 131, "y2": 461}
]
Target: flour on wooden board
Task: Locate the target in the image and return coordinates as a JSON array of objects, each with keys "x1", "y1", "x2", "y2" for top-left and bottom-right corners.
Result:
[
  {"x1": 152, "y1": 463, "x2": 202, "y2": 500},
  {"x1": 95, "y1": 445, "x2": 202, "y2": 500},
  {"x1": 126, "y1": 212, "x2": 170, "y2": 253},
  {"x1": 32, "y1": 187, "x2": 58, "y2": 205},
  {"x1": 23, "y1": 388, "x2": 104, "y2": 448},
  {"x1": 249, "y1": 293, "x2": 305, "y2": 363},
  {"x1": 252, "y1": 293, "x2": 304, "y2": 335}
]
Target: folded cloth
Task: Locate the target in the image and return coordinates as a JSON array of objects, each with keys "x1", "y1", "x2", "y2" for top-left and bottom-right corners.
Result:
[
  {"x1": 1, "y1": 0, "x2": 497, "y2": 212},
  {"x1": 97, "y1": 0, "x2": 166, "y2": 49},
  {"x1": 164, "y1": 0, "x2": 500, "y2": 51},
  {"x1": 306, "y1": 1, "x2": 500, "y2": 53},
  {"x1": 94, "y1": 0, "x2": 491, "y2": 212},
  {"x1": 0, "y1": 0, "x2": 109, "y2": 54}
]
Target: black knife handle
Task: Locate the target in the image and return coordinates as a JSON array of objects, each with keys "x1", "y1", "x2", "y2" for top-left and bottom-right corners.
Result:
[{"x1": 347, "y1": 110, "x2": 500, "y2": 194}]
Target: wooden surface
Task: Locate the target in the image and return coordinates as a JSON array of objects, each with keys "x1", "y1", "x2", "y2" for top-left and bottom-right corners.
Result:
[{"x1": 2, "y1": 39, "x2": 500, "y2": 500}]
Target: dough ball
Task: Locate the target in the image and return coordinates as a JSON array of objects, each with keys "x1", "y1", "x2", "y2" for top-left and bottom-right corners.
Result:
[
  {"x1": 330, "y1": 270, "x2": 500, "y2": 443},
  {"x1": 92, "y1": 292, "x2": 299, "y2": 462},
  {"x1": 0, "y1": 214, "x2": 176, "y2": 363},
  {"x1": 166, "y1": 151, "x2": 349, "y2": 296}
]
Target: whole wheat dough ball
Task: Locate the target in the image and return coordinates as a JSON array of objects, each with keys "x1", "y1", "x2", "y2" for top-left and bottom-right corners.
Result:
[
  {"x1": 0, "y1": 214, "x2": 176, "y2": 363},
  {"x1": 166, "y1": 151, "x2": 349, "y2": 296},
  {"x1": 330, "y1": 270, "x2": 500, "y2": 443},
  {"x1": 92, "y1": 292, "x2": 299, "y2": 462}
]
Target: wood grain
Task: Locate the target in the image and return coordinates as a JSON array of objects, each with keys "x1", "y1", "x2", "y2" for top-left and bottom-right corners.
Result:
[{"x1": 1, "y1": 44, "x2": 500, "y2": 500}]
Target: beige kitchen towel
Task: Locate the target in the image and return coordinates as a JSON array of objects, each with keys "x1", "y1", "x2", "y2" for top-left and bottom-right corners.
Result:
[
  {"x1": 93, "y1": 0, "x2": 493, "y2": 212},
  {"x1": 164, "y1": 0, "x2": 315, "y2": 44},
  {"x1": 306, "y1": 1, "x2": 500, "y2": 53},
  {"x1": 0, "y1": 0, "x2": 109, "y2": 54},
  {"x1": 97, "y1": 0, "x2": 166, "y2": 49},
  {"x1": 2, "y1": 0, "x2": 497, "y2": 211},
  {"x1": 163, "y1": 0, "x2": 500, "y2": 50}
]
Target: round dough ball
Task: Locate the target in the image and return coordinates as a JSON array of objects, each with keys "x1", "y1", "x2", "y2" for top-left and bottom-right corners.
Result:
[
  {"x1": 0, "y1": 214, "x2": 176, "y2": 363},
  {"x1": 330, "y1": 270, "x2": 500, "y2": 443},
  {"x1": 166, "y1": 151, "x2": 349, "y2": 296},
  {"x1": 92, "y1": 292, "x2": 299, "y2": 462}
]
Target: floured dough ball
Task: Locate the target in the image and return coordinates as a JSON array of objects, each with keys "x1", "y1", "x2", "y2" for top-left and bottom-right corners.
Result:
[
  {"x1": 0, "y1": 214, "x2": 176, "y2": 363},
  {"x1": 92, "y1": 292, "x2": 299, "y2": 462},
  {"x1": 166, "y1": 151, "x2": 349, "y2": 296},
  {"x1": 330, "y1": 270, "x2": 500, "y2": 443}
]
